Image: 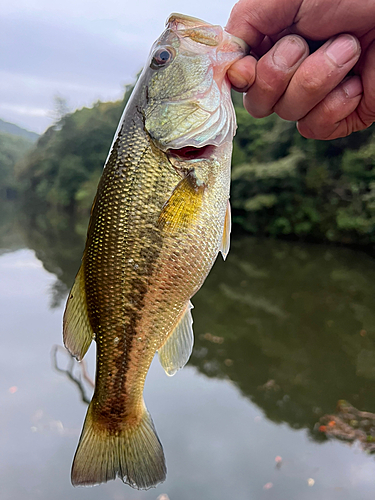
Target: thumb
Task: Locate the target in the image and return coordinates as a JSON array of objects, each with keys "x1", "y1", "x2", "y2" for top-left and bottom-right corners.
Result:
[{"x1": 227, "y1": 55, "x2": 257, "y2": 92}]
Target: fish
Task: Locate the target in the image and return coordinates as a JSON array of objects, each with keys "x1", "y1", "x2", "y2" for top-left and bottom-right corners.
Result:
[{"x1": 63, "y1": 12, "x2": 247, "y2": 490}]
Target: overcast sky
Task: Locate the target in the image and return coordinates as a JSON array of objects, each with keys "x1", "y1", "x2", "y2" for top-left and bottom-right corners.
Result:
[{"x1": 1, "y1": 0, "x2": 237, "y2": 134}]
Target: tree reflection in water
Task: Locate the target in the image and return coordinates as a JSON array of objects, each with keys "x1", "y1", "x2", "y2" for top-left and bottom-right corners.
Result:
[
  {"x1": 52, "y1": 345, "x2": 93, "y2": 405},
  {"x1": 15, "y1": 205, "x2": 375, "y2": 448}
]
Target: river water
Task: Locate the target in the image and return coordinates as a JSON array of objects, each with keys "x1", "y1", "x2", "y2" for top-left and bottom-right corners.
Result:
[{"x1": 2, "y1": 200, "x2": 375, "y2": 500}]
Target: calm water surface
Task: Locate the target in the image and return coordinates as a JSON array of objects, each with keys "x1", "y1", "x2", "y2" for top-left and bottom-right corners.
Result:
[{"x1": 2, "y1": 201, "x2": 375, "y2": 500}]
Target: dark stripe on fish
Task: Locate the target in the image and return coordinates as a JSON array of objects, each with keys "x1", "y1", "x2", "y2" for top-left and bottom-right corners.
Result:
[{"x1": 83, "y1": 131, "x2": 166, "y2": 429}]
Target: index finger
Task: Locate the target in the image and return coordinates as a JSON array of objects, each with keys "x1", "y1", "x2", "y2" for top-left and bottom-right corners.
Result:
[
  {"x1": 226, "y1": 0, "x2": 375, "y2": 46},
  {"x1": 226, "y1": 0, "x2": 302, "y2": 47}
]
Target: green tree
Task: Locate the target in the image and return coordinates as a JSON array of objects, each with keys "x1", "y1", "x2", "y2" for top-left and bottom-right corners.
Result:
[
  {"x1": 0, "y1": 132, "x2": 34, "y2": 199},
  {"x1": 18, "y1": 83, "x2": 375, "y2": 247}
]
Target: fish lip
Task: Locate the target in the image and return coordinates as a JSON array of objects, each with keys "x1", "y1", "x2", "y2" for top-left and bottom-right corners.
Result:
[
  {"x1": 166, "y1": 13, "x2": 250, "y2": 55},
  {"x1": 225, "y1": 32, "x2": 250, "y2": 55},
  {"x1": 166, "y1": 144, "x2": 217, "y2": 161},
  {"x1": 167, "y1": 13, "x2": 213, "y2": 29}
]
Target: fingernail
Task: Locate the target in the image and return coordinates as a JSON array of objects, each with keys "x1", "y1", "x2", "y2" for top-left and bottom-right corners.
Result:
[
  {"x1": 343, "y1": 76, "x2": 363, "y2": 98},
  {"x1": 273, "y1": 36, "x2": 306, "y2": 69},
  {"x1": 325, "y1": 35, "x2": 359, "y2": 66}
]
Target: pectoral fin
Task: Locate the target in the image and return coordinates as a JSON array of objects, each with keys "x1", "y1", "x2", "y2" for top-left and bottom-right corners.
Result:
[
  {"x1": 220, "y1": 200, "x2": 231, "y2": 260},
  {"x1": 63, "y1": 265, "x2": 94, "y2": 361},
  {"x1": 158, "y1": 301, "x2": 194, "y2": 376},
  {"x1": 158, "y1": 171, "x2": 205, "y2": 233}
]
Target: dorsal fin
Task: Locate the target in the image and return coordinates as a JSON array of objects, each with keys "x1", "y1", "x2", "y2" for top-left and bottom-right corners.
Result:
[{"x1": 158, "y1": 301, "x2": 194, "y2": 376}]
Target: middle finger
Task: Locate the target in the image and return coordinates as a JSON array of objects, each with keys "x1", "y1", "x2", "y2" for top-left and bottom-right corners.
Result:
[{"x1": 274, "y1": 34, "x2": 361, "y2": 121}]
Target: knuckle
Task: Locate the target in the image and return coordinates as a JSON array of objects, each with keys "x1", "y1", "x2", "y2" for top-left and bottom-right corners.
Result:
[
  {"x1": 357, "y1": 103, "x2": 375, "y2": 128},
  {"x1": 318, "y1": 98, "x2": 338, "y2": 123},
  {"x1": 297, "y1": 66, "x2": 325, "y2": 95},
  {"x1": 251, "y1": 109, "x2": 272, "y2": 119},
  {"x1": 298, "y1": 110, "x2": 337, "y2": 140},
  {"x1": 244, "y1": 77, "x2": 278, "y2": 118},
  {"x1": 297, "y1": 120, "x2": 318, "y2": 139},
  {"x1": 273, "y1": 105, "x2": 303, "y2": 122},
  {"x1": 244, "y1": 97, "x2": 271, "y2": 118},
  {"x1": 255, "y1": 68, "x2": 281, "y2": 95},
  {"x1": 274, "y1": 100, "x2": 301, "y2": 121},
  {"x1": 258, "y1": 58, "x2": 290, "y2": 92}
]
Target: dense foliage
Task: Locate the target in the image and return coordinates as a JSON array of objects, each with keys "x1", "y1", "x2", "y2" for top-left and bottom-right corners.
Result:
[
  {"x1": 14, "y1": 86, "x2": 375, "y2": 246},
  {"x1": 0, "y1": 132, "x2": 34, "y2": 200},
  {"x1": 17, "y1": 87, "x2": 132, "y2": 212},
  {"x1": 233, "y1": 109, "x2": 375, "y2": 245}
]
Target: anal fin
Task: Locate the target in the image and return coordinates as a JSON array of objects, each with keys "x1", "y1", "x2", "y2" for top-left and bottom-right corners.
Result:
[
  {"x1": 158, "y1": 301, "x2": 194, "y2": 376},
  {"x1": 220, "y1": 199, "x2": 231, "y2": 260},
  {"x1": 63, "y1": 265, "x2": 94, "y2": 361}
]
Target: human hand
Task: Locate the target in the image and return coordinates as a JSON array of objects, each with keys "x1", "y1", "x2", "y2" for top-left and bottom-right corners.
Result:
[{"x1": 226, "y1": 0, "x2": 375, "y2": 140}]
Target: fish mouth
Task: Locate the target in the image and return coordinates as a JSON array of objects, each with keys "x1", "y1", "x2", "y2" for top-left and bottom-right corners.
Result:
[
  {"x1": 167, "y1": 13, "x2": 249, "y2": 53},
  {"x1": 167, "y1": 144, "x2": 216, "y2": 161},
  {"x1": 167, "y1": 13, "x2": 213, "y2": 30}
]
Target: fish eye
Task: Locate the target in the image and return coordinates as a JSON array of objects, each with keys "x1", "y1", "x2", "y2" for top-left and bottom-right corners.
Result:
[{"x1": 150, "y1": 48, "x2": 174, "y2": 69}]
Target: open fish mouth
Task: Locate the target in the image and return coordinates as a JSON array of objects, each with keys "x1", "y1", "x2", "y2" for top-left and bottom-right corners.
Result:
[{"x1": 167, "y1": 144, "x2": 217, "y2": 161}]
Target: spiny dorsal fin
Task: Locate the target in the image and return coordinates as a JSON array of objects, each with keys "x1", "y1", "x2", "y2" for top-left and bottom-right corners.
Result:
[
  {"x1": 158, "y1": 301, "x2": 194, "y2": 376},
  {"x1": 157, "y1": 171, "x2": 205, "y2": 234},
  {"x1": 220, "y1": 199, "x2": 231, "y2": 260},
  {"x1": 63, "y1": 265, "x2": 94, "y2": 361}
]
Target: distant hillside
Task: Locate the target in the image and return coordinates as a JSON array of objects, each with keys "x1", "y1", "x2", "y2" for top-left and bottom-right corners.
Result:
[
  {"x1": 0, "y1": 130, "x2": 35, "y2": 199},
  {"x1": 0, "y1": 118, "x2": 39, "y2": 143}
]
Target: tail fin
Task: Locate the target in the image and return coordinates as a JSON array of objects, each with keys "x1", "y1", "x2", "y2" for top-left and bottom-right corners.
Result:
[{"x1": 71, "y1": 401, "x2": 166, "y2": 489}]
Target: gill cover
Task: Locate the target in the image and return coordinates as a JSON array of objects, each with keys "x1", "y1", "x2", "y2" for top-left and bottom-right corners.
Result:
[{"x1": 144, "y1": 14, "x2": 248, "y2": 151}]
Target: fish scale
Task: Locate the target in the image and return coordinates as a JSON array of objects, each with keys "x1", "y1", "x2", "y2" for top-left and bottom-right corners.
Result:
[
  {"x1": 86, "y1": 125, "x2": 169, "y2": 410},
  {"x1": 63, "y1": 12, "x2": 247, "y2": 490}
]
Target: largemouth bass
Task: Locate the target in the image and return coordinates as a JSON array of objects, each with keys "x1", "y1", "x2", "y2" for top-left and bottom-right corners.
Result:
[{"x1": 63, "y1": 13, "x2": 247, "y2": 490}]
